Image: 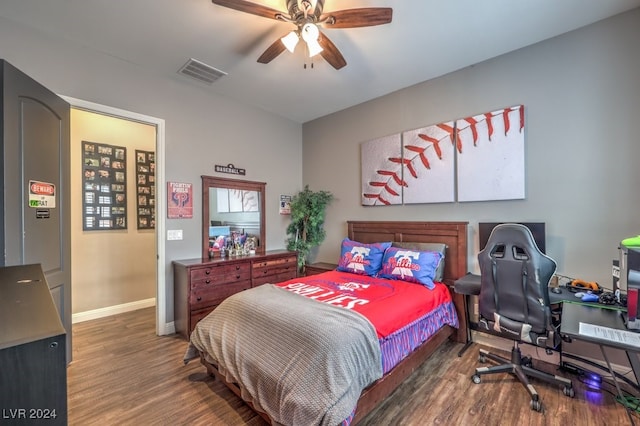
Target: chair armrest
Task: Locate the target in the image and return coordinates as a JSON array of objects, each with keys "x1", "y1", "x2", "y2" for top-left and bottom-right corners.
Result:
[{"x1": 454, "y1": 273, "x2": 481, "y2": 296}]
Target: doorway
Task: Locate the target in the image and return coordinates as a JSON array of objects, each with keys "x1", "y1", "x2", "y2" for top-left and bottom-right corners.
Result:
[{"x1": 63, "y1": 96, "x2": 167, "y2": 335}]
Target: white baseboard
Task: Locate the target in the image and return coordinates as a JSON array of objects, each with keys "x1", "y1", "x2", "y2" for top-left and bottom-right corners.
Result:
[
  {"x1": 72, "y1": 298, "x2": 156, "y2": 324},
  {"x1": 160, "y1": 321, "x2": 176, "y2": 336}
]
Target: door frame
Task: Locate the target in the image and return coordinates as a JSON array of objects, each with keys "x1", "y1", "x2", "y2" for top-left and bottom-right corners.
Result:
[{"x1": 61, "y1": 95, "x2": 169, "y2": 335}]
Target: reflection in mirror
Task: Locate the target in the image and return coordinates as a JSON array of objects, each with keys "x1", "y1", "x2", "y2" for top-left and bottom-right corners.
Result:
[{"x1": 202, "y1": 176, "x2": 266, "y2": 259}]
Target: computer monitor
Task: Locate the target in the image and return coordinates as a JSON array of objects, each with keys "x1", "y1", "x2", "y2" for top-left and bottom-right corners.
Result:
[{"x1": 478, "y1": 222, "x2": 546, "y2": 254}]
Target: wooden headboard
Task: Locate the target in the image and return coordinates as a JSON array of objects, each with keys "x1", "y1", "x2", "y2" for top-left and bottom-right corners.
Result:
[{"x1": 347, "y1": 220, "x2": 469, "y2": 285}]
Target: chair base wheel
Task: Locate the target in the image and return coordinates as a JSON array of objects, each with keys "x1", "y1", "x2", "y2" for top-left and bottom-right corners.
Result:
[
  {"x1": 471, "y1": 374, "x2": 481, "y2": 384},
  {"x1": 563, "y1": 386, "x2": 575, "y2": 398},
  {"x1": 530, "y1": 399, "x2": 542, "y2": 412}
]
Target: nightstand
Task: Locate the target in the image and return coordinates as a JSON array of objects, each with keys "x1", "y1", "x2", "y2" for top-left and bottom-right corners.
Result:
[{"x1": 305, "y1": 262, "x2": 337, "y2": 276}]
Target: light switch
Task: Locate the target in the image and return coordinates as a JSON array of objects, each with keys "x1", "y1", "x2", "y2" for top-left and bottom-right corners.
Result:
[{"x1": 167, "y1": 229, "x2": 183, "y2": 241}]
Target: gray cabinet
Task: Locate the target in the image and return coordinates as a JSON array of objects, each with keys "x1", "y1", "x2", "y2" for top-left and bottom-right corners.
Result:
[{"x1": 0, "y1": 264, "x2": 67, "y2": 425}]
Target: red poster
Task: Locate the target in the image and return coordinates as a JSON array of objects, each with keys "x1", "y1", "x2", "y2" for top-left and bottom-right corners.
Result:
[{"x1": 167, "y1": 182, "x2": 193, "y2": 218}]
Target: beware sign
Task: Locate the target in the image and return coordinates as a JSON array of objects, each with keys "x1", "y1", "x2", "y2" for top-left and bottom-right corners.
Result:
[{"x1": 28, "y1": 180, "x2": 56, "y2": 208}]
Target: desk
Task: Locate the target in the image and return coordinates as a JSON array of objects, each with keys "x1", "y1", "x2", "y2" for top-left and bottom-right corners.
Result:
[{"x1": 561, "y1": 302, "x2": 640, "y2": 424}]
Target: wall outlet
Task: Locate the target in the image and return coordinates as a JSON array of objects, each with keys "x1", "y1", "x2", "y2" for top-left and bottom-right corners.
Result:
[{"x1": 167, "y1": 229, "x2": 183, "y2": 241}]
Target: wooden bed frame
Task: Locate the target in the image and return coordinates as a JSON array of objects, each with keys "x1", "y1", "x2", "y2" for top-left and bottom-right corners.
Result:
[{"x1": 200, "y1": 220, "x2": 469, "y2": 425}]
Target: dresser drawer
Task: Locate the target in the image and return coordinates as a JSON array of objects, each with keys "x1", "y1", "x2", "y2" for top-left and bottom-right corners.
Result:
[
  {"x1": 189, "y1": 306, "x2": 216, "y2": 334},
  {"x1": 191, "y1": 269, "x2": 251, "y2": 289},
  {"x1": 190, "y1": 280, "x2": 251, "y2": 309},
  {"x1": 252, "y1": 255, "x2": 297, "y2": 271},
  {"x1": 191, "y1": 263, "x2": 249, "y2": 282},
  {"x1": 254, "y1": 262, "x2": 296, "y2": 279},
  {"x1": 253, "y1": 270, "x2": 298, "y2": 287}
]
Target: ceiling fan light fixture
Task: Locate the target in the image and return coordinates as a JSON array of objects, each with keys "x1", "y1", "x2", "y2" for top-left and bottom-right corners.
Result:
[
  {"x1": 281, "y1": 31, "x2": 299, "y2": 53},
  {"x1": 301, "y1": 23, "x2": 323, "y2": 57},
  {"x1": 306, "y1": 39, "x2": 323, "y2": 57}
]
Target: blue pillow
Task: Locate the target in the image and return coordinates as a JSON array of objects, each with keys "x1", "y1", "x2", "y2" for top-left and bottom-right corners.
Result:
[
  {"x1": 337, "y1": 238, "x2": 392, "y2": 276},
  {"x1": 379, "y1": 247, "x2": 443, "y2": 289}
]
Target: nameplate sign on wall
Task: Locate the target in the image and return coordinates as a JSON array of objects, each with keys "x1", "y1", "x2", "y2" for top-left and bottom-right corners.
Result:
[{"x1": 215, "y1": 163, "x2": 246, "y2": 176}]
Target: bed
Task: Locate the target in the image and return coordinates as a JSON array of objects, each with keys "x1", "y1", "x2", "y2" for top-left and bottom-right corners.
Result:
[{"x1": 185, "y1": 220, "x2": 469, "y2": 425}]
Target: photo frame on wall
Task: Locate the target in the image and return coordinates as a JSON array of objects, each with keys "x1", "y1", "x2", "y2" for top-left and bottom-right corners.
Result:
[
  {"x1": 135, "y1": 149, "x2": 156, "y2": 229},
  {"x1": 82, "y1": 141, "x2": 127, "y2": 230}
]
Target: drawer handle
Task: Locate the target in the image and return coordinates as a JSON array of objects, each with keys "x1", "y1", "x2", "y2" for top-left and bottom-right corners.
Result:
[
  {"x1": 235, "y1": 265, "x2": 241, "y2": 270},
  {"x1": 205, "y1": 279, "x2": 211, "y2": 284},
  {"x1": 235, "y1": 274, "x2": 241, "y2": 279},
  {"x1": 197, "y1": 296, "x2": 202, "y2": 301},
  {"x1": 205, "y1": 269, "x2": 211, "y2": 275}
]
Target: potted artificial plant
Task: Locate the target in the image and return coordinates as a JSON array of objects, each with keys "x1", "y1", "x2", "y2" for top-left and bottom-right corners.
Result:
[{"x1": 285, "y1": 186, "x2": 334, "y2": 274}]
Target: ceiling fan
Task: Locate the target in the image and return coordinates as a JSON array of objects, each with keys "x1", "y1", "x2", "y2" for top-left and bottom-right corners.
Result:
[{"x1": 211, "y1": 0, "x2": 393, "y2": 69}]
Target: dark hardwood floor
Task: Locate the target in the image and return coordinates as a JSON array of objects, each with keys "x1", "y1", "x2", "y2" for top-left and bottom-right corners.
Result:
[{"x1": 68, "y1": 307, "x2": 635, "y2": 425}]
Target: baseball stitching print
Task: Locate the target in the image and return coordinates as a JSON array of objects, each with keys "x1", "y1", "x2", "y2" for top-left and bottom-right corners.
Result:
[
  {"x1": 361, "y1": 133, "x2": 403, "y2": 206},
  {"x1": 456, "y1": 105, "x2": 525, "y2": 202},
  {"x1": 361, "y1": 105, "x2": 525, "y2": 205}
]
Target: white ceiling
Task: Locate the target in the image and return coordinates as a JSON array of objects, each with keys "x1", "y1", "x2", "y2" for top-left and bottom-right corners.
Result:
[{"x1": 1, "y1": 0, "x2": 638, "y2": 123}]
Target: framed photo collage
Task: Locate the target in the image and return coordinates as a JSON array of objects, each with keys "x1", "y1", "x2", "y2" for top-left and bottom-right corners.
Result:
[
  {"x1": 136, "y1": 150, "x2": 156, "y2": 229},
  {"x1": 81, "y1": 141, "x2": 155, "y2": 231}
]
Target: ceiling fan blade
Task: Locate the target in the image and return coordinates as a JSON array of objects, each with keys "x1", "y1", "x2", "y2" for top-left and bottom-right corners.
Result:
[
  {"x1": 211, "y1": 0, "x2": 283, "y2": 20},
  {"x1": 318, "y1": 32, "x2": 347, "y2": 70},
  {"x1": 257, "y1": 37, "x2": 287, "y2": 64},
  {"x1": 321, "y1": 8, "x2": 393, "y2": 29}
]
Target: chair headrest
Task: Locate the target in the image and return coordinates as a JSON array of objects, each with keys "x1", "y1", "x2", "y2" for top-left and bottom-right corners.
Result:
[{"x1": 480, "y1": 223, "x2": 546, "y2": 262}]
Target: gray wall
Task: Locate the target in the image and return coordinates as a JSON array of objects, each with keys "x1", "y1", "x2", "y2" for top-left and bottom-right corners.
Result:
[
  {"x1": 1, "y1": 8, "x2": 639, "y2": 324},
  {"x1": 303, "y1": 9, "x2": 640, "y2": 289},
  {"x1": 0, "y1": 16, "x2": 303, "y2": 322}
]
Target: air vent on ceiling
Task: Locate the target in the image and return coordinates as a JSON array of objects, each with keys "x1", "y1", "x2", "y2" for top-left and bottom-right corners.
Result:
[{"x1": 178, "y1": 58, "x2": 227, "y2": 84}]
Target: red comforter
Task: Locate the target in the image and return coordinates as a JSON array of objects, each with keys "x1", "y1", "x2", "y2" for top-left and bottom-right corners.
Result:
[{"x1": 276, "y1": 270, "x2": 453, "y2": 338}]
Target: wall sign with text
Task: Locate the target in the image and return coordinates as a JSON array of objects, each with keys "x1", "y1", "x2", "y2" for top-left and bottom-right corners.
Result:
[{"x1": 167, "y1": 182, "x2": 193, "y2": 219}]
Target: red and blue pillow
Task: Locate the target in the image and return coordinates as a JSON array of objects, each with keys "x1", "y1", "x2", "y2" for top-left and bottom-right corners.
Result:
[
  {"x1": 337, "y1": 238, "x2": 392, "y2": 276},
  {"x1": 379, "y1": 246, "x2": 443, "y2": 289}
]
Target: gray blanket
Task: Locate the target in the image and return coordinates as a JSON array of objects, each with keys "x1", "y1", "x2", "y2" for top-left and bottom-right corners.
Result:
[{"x1": 185, "y1": 284, "x2": 383, "y2": 426}]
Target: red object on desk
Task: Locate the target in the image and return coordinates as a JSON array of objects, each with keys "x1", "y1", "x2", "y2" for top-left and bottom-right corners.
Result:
[{"x1": 628, "y1": 288, "x2": 638, "y2": 321}]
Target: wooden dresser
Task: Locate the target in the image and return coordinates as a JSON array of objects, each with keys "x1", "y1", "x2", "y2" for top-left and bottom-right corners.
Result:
[{"x1": 173, "y1": 250, "x2": 298, "y2": 339}]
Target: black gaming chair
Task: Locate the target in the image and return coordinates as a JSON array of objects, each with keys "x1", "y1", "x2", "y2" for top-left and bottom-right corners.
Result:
[{"x1": 471, "y1": 223, "x2": 574, "y2": 411}]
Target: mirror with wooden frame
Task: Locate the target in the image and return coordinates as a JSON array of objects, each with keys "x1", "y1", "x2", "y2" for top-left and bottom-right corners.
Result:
[{"x1": 201, "y1": 175, "x2": 266, "y2": 259}]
